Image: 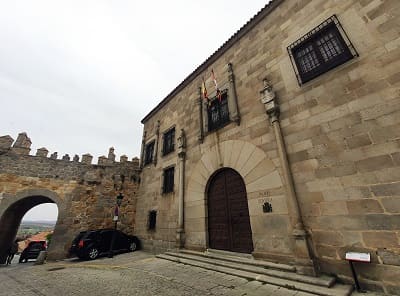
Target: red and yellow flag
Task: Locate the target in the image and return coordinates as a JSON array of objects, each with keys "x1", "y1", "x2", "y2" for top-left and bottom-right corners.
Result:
[{"x1": 211, "y1": 69, "x2": 222, "y2": 101}]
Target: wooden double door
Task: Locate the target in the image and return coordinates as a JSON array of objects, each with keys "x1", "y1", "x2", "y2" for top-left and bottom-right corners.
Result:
[{"x1": 207, "y1": 168, "x2": 254, "y2": 253}]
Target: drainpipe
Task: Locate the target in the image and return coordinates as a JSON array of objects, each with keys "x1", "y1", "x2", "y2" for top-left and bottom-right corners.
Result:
[
  {"x1": 176, "y1": 129, "x2": 186, "y2": 248},
  {"x1": 260, "y1": 79, "x2": 316, "y2": 276}
]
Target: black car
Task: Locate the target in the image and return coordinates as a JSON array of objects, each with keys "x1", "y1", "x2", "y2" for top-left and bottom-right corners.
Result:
[
  {"x1": 69, "y1": 229, "x2": 141, "y2": 260},
  {"x1": 19, "y1": 241, "x2": 47, "y2": 263}
]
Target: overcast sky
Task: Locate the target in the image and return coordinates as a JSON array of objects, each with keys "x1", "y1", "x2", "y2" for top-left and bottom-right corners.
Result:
[{"x1": 2, "y1": 1, "x2": 268, "y2": 221}]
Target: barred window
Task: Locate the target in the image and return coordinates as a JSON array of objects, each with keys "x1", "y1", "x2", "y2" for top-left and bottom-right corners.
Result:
[
  {"x1": 144, "y1": 141, "x2": 155, "y2": 165},
  {"x1": 288, "y1": 15, "x2": 357, "y2": 85},
  {"x1": 163, "y1": 167, "x2": 174, "y2": 194},
  {"x1": 148, "y1": 210, "x2": 157, "y2": 231},
  {"x1": 208, "y1": 91, "x2": 229, "y2": 132},
  {"x1": 162, "y1": 127, "x2": 175, "y2": 156}
]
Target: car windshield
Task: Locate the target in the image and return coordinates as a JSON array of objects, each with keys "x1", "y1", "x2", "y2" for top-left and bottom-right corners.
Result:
[{"x1": 29, "y1": 242, "x2": 44, "y2": 249}]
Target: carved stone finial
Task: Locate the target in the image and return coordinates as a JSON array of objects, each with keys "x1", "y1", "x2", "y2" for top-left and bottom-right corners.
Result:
[
  {"x1": 177, "y1": 129, "x2": 186, "y2": 149},
  {"x1": 73, "y1": 154, "x2": 79, "y2": 162},
  {"x1": 108, "y1": 147, "x2": 115, "y2": 161},
  {"x1": 50, "y1": 152, "x2": 58, "y2": 159},
  {"x1": 260, "y1": 78, "x2": 279, "y2": 123}
]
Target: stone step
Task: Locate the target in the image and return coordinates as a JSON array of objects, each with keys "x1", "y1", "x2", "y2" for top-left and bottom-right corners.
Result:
[
  {"x1": 181, "y1": 249, "x2": 296, "y2": 272},
  {"x1": 164, "y1": 251, "x2": 335, "y2": 287},
  {"x1": 157, "y1": 253, "x2": 354, "y2": 296}
]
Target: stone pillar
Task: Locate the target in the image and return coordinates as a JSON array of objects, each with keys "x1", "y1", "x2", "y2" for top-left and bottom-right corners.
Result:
[
  {"x1": 176, "y1": 129, "x2": 186, "y2": 248},
  {"x1": 153, "y1": 121, "x2": 160, "y2": 166},
  {"x1": 140, "y1": 131, "x2": 146, "y2": 169},
  {"x1": 260, "y1": 79, "x2": 316, "y2": 276},
  {"x1": 120, "y1": 155, "x2": 128, "y2": 162},
  {"x1": 197, "y1": 87, "x2": 204, "y2": 143},
  {"x1": 227, "y1": 63, "x2": 240, "y2": 125},
  {"x1": 12, "y1": 132, "x2": 31, "y2": 155}
]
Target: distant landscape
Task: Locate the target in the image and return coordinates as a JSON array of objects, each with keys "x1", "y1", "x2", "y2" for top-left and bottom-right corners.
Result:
[{"x1": 18, "y1": 220, "x2": 56, "y2": 237}]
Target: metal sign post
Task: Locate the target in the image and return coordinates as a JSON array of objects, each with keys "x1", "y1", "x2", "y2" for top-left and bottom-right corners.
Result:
[{"x1": 345, "y1": 252, "x2": 370, "y2": 293}]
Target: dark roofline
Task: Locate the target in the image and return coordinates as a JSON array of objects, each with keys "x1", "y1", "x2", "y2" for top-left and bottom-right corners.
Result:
[{"x1": 141, "y1": 0, "x2": 283, "y2": 124}]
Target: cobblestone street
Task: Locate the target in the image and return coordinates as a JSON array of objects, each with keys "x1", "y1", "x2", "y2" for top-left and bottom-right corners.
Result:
[{"x1": 0, "y1": 251, "x2": 319, "y2": 296}]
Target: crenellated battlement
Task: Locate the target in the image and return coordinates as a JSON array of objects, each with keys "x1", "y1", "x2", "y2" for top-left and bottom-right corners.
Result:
[{"x1": 0, "y1": 132, "x2": 139, "y2": 167}]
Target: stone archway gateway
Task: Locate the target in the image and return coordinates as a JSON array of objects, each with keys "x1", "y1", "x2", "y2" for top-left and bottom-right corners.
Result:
[
  {"x1": 0, "y1": 190, "x2": 62, "y2": 263},
  {"x1": 207, "y1": 168, "x2": 253, "y2": 254}
]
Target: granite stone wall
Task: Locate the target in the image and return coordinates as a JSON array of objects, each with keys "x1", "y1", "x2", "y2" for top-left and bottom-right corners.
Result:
[
  {"x1": 0, "y1": 133, "x2": 140, "y2": 262},
  {"x1": 136, "y1": 0, "x2": 400, "y2": 293}
]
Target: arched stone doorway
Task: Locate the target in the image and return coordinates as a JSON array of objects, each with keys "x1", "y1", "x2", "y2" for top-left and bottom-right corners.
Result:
[
  {"x1": 207, "y1": 168, "x2": 254, "y2": 253},
  {"x1": 0, "y1": 190, "x2": 61, "y2": 264}
]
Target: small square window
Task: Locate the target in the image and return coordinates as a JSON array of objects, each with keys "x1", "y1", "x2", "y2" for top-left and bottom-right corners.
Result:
[
  {"x1": 162, "y1": 127, "x2": 175, "y2": 156},
  {"x1": 148, "y1": 210, "x2": 157, "y2": 231},
  {"x1": 208, "y1": 91, "x2": 229, "y2": 132},
  {"x1": 144, "y1": 141, "x2": 155, "y2": 166},
  {"x1": 162, "y1": 167, "x2": 174, "y2": 194},
  {"x1": 288, "y1": 15, "x2": 357, "y2": 85}
]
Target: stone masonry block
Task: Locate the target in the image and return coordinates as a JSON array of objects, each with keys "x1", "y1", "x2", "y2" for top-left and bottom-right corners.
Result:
[
  {"x1": 356, "y1": 155, "x2": 394, "y2": 172},
  {"x1": 345, "y1": 134, "x2": 372, "y2": 149},
  {"x1": 81, "y1": 154, "x2": 93, "y2": 164},
  {"x1": 347, "y1": 199, "x2": 384, "y2": 214},
  {"x1": 366, "y1": 214, "x2": 400, "y2": 230},
  {"x1": 371, "y1": 182, "x2": 400, "y2": 197},
  {"x1": 312, "y1": 231, "x2": 344, "y2": 247},
  {"x1": 362, "y1": 231, "x2": 399, "y2": 248},
  {"x1": 381, "y1": 197, "x2": 400, "y2": 213}
]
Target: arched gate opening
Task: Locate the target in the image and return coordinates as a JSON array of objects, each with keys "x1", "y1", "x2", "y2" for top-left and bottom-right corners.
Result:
[{"x1": 0, "y1": 195, "x2": 59, "y2": 264}]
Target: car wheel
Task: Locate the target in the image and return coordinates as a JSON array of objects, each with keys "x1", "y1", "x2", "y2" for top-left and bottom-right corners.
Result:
[
  {"x1": 87, "y1": 248, "x2": 99, "y2": 260},
  {"x1": 129, "y1": 241, "x2": 137, "y2": 252}
]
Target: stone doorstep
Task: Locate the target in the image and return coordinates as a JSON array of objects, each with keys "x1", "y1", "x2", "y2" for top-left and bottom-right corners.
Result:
[
  {"x1": 157, "y1": 254, "x2": 353, "y2": 296},
  {"x1": 164, "y1": 251, "x2": 334, "y2": 287},
  {"x1": 180, "y1": 249, "x2": 296, "y2": 272}
]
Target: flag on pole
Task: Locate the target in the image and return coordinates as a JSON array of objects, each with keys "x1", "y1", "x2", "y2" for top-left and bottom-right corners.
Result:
[
  {"x1": 211, "y1": 69, "x2": 222, "y2": 101},
  {"x1": 201, "y1": 77, "x2": 209, "y2": 105}
]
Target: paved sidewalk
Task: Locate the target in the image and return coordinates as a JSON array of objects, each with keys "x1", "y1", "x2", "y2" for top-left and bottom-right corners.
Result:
[{"x1": 0, "y1": 251, "x2": 386, "y2": 296}]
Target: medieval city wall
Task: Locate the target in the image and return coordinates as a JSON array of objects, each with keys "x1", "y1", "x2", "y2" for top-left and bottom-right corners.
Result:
[
  {"x1": 0, "y1": 133, "x2": 140, "y2": 261},
  {"x1": 137, "y1": 0, "x2": 400, "y2": 293}
]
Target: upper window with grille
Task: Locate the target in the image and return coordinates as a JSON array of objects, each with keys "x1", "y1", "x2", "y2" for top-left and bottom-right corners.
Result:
[
  {"x1": 144, "y1": 141, "x2": 155, "y2": 166},
  {"x1": 208, "y1": 91, "x2": 229, "y2": 132},
  {"x1": 287, "y1": 15, "x2": 358, "y2": 85},
  {"x1": 162, "y1": 127, "x2": 175, "y2": 156}
]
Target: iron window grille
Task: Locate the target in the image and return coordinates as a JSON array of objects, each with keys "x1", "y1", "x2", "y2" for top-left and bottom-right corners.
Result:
[
  {"x1": 287, "y1": 15, "x2": 358, "y2": 85},
  {"x1": 208, "y1": 90, "x2": 229, "y2": 132},
  {"x1": 144, "y1": 141, "x2": 155, "y2": 166},
  {"x1": 148, "y1": 210, "x2": 157, "y2": 231},
  {"x1": 162, "y1": 127, "x2": 175, "y2": 156},
  {"x1": 162, "y1": 166, "x2": 174, "y2": 194}
]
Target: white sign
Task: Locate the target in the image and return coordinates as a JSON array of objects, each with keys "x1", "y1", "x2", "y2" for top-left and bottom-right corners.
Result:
[
  {"x1": 345, "y1": 252, "x2": 370, "y2": 262},
  {"x1": 113, "y1": 215, "x2": 119, "y2": 221}
]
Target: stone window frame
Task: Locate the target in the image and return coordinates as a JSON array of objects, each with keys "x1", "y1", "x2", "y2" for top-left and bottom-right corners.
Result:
[
  {"x1": 148, "y1": 210, "x2": 157, "y2": 231},
  {"x1": 162, "y1": 165, "x2": 175, "y2": 194},
  {"x1": 287, "y1": 15, "x2": 358, "y2": 85},
  {"x1": 162, "y1": 126, "x2": 176, "y2": 156},
  {"x1": 143, "y1": 140, "x2": 155, "y2": 166},
  {"x1": 207, "y1": 90, "x2": 230, "y2": 132},
  {"x1": 198, "y1": 64, "x2": 240, "y2": 143}
]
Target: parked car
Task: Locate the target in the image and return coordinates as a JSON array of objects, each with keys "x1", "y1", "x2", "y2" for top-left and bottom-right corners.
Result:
[
  {"x1": 19, "y1": 241, "x2": 47, "y2": 263},
  {"x1": 69, "y1": 229, "x2": 141, "y2": 260}
]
